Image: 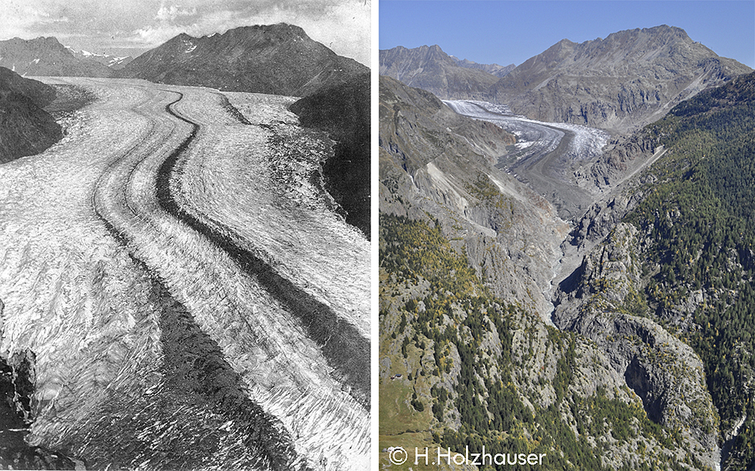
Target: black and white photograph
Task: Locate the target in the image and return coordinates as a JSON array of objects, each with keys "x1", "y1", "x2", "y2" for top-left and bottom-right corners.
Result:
[{"x1": 0, "y1": 0, "x2": 371, "y2": 469}]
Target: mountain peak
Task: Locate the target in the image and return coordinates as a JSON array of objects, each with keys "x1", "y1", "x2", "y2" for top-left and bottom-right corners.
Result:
[
  {"x1": 490, "y1": 24, "x2": 752, "y2": 132},
  {"x1": 120, "y1": 23, "x2": 366, "y2": 96},
  {"x1": 642, "y1": 24, "x2": 688, "y2": 36},
  {"x1": 222, "y1": 23, "x2": 311, "y2": 43},
  {"x1": 379, "y1": 45, "x2": 506, "y2": 99}
]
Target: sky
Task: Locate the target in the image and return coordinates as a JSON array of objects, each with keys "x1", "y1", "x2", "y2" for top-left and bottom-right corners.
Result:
[
  {"x1": 0, "y1": 0, "x2": 372, "y2": 65},
  {"x1": 379, "y1": 0, "x2": 755, "y2": 69}
]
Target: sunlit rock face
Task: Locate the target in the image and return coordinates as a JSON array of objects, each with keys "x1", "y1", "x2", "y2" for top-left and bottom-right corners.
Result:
[{"x1": 488, "y1": 25, "x2": 752, "y2": 133}]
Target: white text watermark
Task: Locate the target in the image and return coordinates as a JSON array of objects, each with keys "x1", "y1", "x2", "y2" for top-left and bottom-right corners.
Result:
[{"x1": 386, "y1": 446, "x2": 546, "y2": 466}]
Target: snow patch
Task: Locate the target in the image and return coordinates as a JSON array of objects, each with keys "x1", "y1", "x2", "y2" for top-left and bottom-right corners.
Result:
[
  {"x1": 107, "y1": 57, "x2": 129, "y2": 67},
  {"x1": 181, "y1": 39, "x2": 197, "y2": 53},
  {"x1": 515, "y1": 140, "x2": 534, "y2": 149}
]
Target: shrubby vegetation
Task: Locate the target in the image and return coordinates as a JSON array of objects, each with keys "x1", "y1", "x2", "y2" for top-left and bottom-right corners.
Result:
[{"x1": 380, "y1": 213, "x2": 692, "y2": 470}]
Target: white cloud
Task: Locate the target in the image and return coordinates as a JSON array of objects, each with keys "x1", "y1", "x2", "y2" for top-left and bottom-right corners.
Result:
[
  {"x1": 131, "y1": 24, "x2": 195, "y2": 46},
  {"x1": 0, "y1": 2, "x2": 70, "y2": 39},
  {"x1": 155, "y1": 4, "x2": 198, "y2": 22}
]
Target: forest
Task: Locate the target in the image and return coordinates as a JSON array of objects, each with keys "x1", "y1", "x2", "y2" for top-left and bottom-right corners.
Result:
[{"x1": 624, "y1": 71, "x2": 755, "y2": 470}]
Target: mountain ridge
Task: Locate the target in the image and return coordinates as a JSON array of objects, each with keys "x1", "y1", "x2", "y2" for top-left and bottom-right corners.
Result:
[
  {"x1": 0, "y1": 37, "x2": 115, "y2": 77},
  {"x1": 65, "y1": 46, "x2": 133, "y2": 70},
  {"x1": 489, "y1": 24, "x2": 752, "y2": 132},
  {"x1": 384, "y1": 25, "x2": 752, "y2": 134},
  {"x1": 119, "y1": 23, "x2": 368, "y2": 97},
  {"x1": 379, "y1": 44, "x2": 504, "y2": 100}
]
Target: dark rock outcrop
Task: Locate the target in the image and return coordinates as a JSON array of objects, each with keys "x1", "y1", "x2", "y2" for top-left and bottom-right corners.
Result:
[
  {"x1": 289, "y1": 73, "x2": 371, "y2": 238},
  {"x1": 0, "y1": 67, "x2": 62, "y2": 163}
]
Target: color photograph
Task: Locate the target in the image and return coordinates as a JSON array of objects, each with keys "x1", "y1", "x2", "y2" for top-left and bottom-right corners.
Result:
[{"x1": 378, "y1": 1, "x2": 754, "y2": 469}]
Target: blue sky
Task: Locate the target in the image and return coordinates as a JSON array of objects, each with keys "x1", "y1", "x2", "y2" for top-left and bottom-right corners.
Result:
[{"x1": 379, "y1": 1, "x2": 755, "y2": 69}]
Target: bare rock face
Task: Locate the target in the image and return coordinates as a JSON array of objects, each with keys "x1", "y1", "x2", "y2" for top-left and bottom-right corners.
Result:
[
  {"x1": 379, "y1": 45, "x2": 503, "y2": 100},
  {"x1": 379, "y1": 75, "x2": 567, "y2": 319},
  {"x1": 289, "y1": 73, "x2": 371, "y2": 238},
  {"x1": 554, "y1": 223, "x2": 719, "y2": 468},
  {"x1": 489, "y1": 25, "x2": 753, "y2": 133}
]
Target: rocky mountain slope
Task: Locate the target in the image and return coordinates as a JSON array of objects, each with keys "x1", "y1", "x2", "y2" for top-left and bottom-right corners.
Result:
[
  {"x1": 556, "y1": 71, "x2": 755, "y2": 471},
  {"x1": 379, "y1": 75, "x2": 568, "y2": 319},
  {"x1": 488, "y1": 25, "x2": 752, "y2": 133},
  {"x1": 379, "y1": 45, "x2": 503, "y2": 99},
  {"x1": 0, "y1": 67, "x2": 62, "y2": 163},
  {"x1": 65, "y1": 47, "x2": 133, "y2": 70},
  {"x1": 119, "y1": 23, "x2": 367, "y2": 97},
  {"x1": 289, "y1": 72, "x2": 371, "y2": 238},
  {"x1": 452, "y1": 57, "x2": 515, "y2": 77},
  {"x1": 0, "y1": 37, "x2": 115, "y2": 77}
]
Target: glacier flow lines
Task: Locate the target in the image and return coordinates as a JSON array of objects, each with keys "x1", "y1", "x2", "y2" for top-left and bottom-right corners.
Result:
[
  {"x1": 88, "y1": 80, "x2": 369, "y2": 469},
  {"x1": 89, "y1": 85, "x2": 302, "y2": 469}
]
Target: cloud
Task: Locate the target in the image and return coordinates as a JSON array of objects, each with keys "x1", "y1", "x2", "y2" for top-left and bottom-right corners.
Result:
[
  {"x1": 155, "y1": 4, "x2": 198, "y2": 22},
  {"x1": 0, "y1": 2, "x2": 70, "y2": 38},
  {"x1": 131, "y1": 25, "x2": 191, "y2": 46}
]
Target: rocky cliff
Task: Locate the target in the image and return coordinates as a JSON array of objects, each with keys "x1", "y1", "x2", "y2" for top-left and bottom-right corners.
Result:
[
  {"x1": 379, "y1": 45, "x2": 502, "y2": 100},
  {"x1": 289, "y1": 73, "x2": 371, "y2": 238},
  {"x1": 554, "y1": 223, "x2": 718, "y2": 466}
]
